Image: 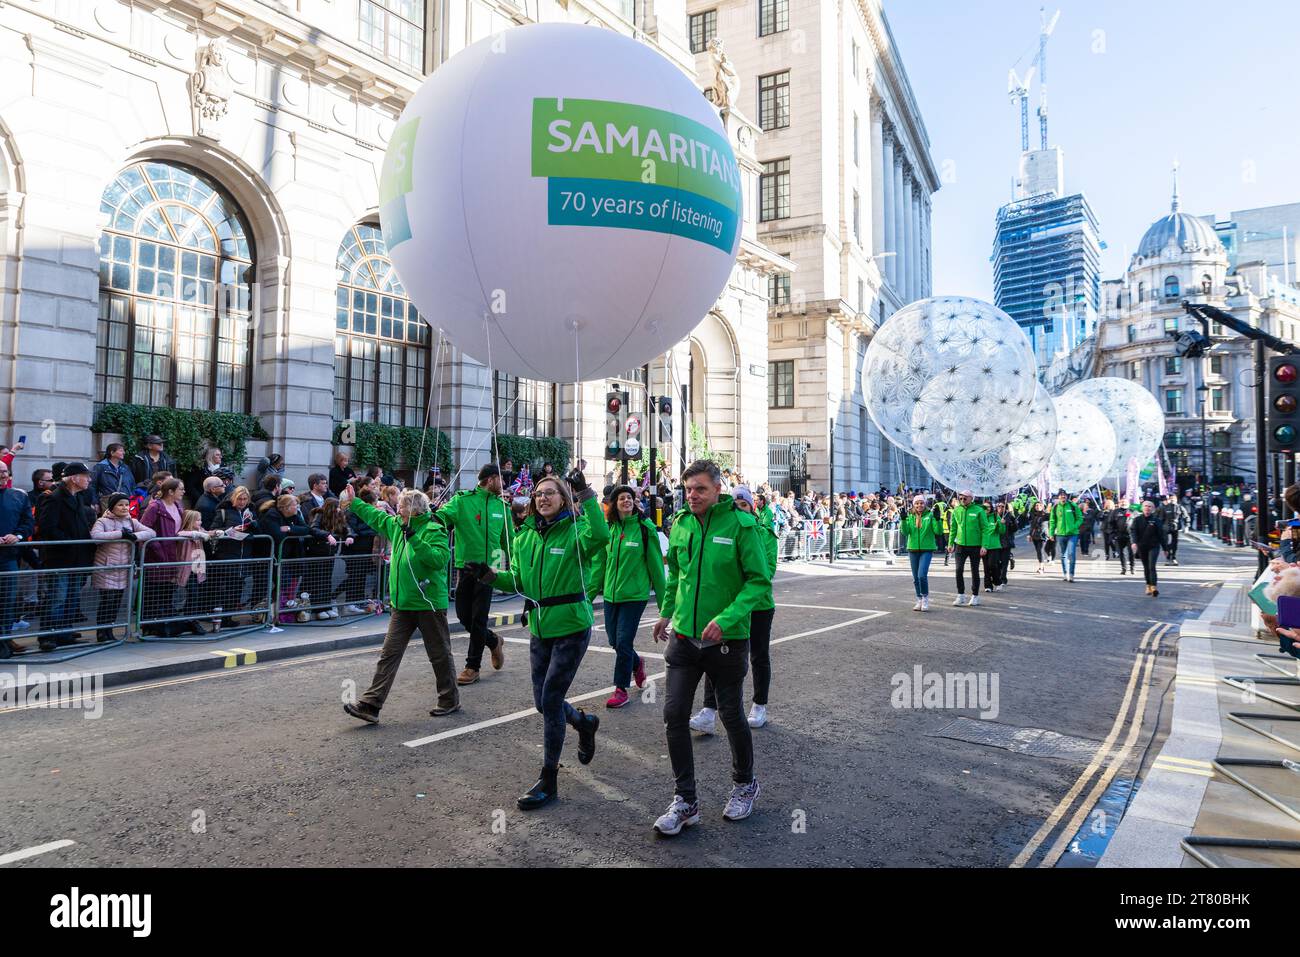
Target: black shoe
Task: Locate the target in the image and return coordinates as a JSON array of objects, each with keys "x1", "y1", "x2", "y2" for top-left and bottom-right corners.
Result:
[
  {"x1": 38, "y1": 640, "x2": 57, "y2": 653},
  {"x1": 96, "y1": 630, "x2": 116, "y2": 643},
  {"x1": 0, "y1": 639, "x2": 12, "y2": 659},
  {"x1": 343, "y1": 701, "x2": 380, "y2": 724},
  {"x1": 429, "y1": 701, "x2": 461, "y2": 717},
  {"x1": 186, "y1": 621, "x2": 207, "y2": 636},
  {"x1": 576, "y1": 709, "x2": 599, "y2": 765},
  {"x1": 518, "y1": 768, "x2": 558, "y2": 810}
]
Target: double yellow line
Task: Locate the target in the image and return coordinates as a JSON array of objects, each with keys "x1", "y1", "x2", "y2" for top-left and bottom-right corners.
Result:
[{"x1": 1010, "y1": 621, "x2": 1174, "y2": 869}]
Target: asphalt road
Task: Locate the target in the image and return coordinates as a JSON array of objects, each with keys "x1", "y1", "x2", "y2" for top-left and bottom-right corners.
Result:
[{"x1": 0, "y1": 532, "x2": 1255, "y2": 867}]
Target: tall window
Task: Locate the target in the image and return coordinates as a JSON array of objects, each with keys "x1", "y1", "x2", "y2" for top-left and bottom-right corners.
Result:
[
  {"x1": 1164, "y1": 275, "x2": 1180, "y2": 299},
  {"x1": 851, "y1": 40, "x2": 859, "y2": 80},
  {"x1": 1129, "y1": 360, "x2": 1140, "y2": 380},
  {"x1": 96, "y1": 161, "x2": 253, "y2": 412},
  {"x1": 1164, "y1": 316, "x2": 1179, "y2": 333},
  {"x1": 1211, "y1": 386, "x2": 1227, "y2": 412},
  {"x1": 334, "y1": 224, "x2": 430, "y2": 426},
  {"x1": 359, "y1": 0, "x2": 424, "y2": 72},
  {"x1": 1164, "y1": 356, "x2": 1182, "y2": 375},
  {"x1": 769, "y1": 271, "x2": 791, "y2": 305},
  {"x1": 1126, "y1": 325, "x2": 1136, "y2": 343},
  {"x1": 853, "y1": 191, "x2": 861, "y2": 242},
  {"x1": 1202, "y1": 274, "x2": 1213, "y2": 294},
  {"x1": 1165, "y1": 388, "x2": 1183, "y2": 414},
  {"x1": 1165, "y1": 431, "x2": 1185, "y2": 447},
  {"x1": 857, "y1": 278, "x2": 865, "y2": 314},
  {"x1": 689, "y1": 9, "x2": 717, "y2": 54},
  {"x1": 768, "y1": 360, "x2": 794, "y2": 408},
  {"x1": 758, "y1": 0, "x2": 789, "y2": 36},
  {"x1": 758, "y1": 70, "x2": 790, "y2": 131},
  {"x1": 760, "y1": 158, "x2": 790, "y2": 222},
  {"x1": 1210, "y1": 354, "x2": 1224, "y2": 376},
  {"x1": 853, "y1": 113, "x2": 860, "y2": 165},
  {"x1": 493, "y1": 374, "x2": 555, "y2": 438}
]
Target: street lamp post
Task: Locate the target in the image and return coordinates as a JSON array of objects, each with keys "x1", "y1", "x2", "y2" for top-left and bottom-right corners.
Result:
[{"x1": 1197, "y1": 380, "x2": 1209, "y2": 529}]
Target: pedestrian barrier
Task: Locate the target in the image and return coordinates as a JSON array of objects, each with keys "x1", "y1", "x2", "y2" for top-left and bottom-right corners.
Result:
[
  {"x1": 136, "y1": 535, "x2": 275, "y2": 642},
  {"x1": 777, "y1": 529, "x2": 803, "y2": 561},
  {"x1": 803, "y1": 529, "x2": 830, "y2": 561},
  {"x1": 273, "y1": 539, "x2": 384, "y2": 626}
]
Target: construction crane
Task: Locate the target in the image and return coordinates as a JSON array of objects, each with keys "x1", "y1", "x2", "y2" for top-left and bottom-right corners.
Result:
[
  {"x1": 1036, "y1": 7, "x2": 1061, "y2": 150},
  {"x1": 1006, "y1": 64, "x2": 1036, "y2": 153},
  {"x1": 1007, "y1": 8, "x2": 1061, "y2": 153}
]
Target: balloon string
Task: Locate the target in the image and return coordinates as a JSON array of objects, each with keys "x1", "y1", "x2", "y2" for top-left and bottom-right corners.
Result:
[{"x1": 416, "y1": 328, "x2": 447, "y2": 480}]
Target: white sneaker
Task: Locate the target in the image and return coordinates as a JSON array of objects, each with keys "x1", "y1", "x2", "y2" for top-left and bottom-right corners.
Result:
[
  {"x1": 327, "y1": 607, "x2": 340, "y2": 619},
  {"x1": 921, "y1": 597, "x2": 930, "y2": 611},
  {"x1": 296, "y1": 611, "x2": 310, "y2": 623},
  {"x1": 912, "y1": 600, "x2": 923, "y2": 611},
  {"x1": 653, "y1": 795, "x2": 700, "y2": 836},
  {"x1": 344, "y1": 604, "x2": 366, "y2": 616},
  {"x1": 316, "y1": 611, "x2": 331, "y2": 620},
  {"x1": 722, "y1": 778, "x2": 760, "y2": 821},
  {"x1": 952, "y1": 595, "x2": 968, "y2": 606},
  {"x1": 747, "y1": 704, "x2": 767, "y2": 728},
  {"x1": 969, "y1": 595, "x2": 981, "y2": 607},
  {"x1": 689, "y1": 707, "x2": 716, "y2": 734}
]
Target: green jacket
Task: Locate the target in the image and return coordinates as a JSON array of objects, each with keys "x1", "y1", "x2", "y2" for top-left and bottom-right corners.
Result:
[
  {"x1": 902, "y1": 512, "x2": 939, "y2": 551},
  {"x1": 490, "y1": 495, "x2": 609, "y2": 639},
  {"x1": 950, "y1": 502, "x2": 990, "y2": 548},
  {"x1": 1049, "y1": 501, "x2": 1083, "y2": 537},
  {"x1": 349, "y1": 497, "x2": 449, "y2": 612},
  {"x1": 981, "y1": 514, "x2": 1007, "y2": 550},
  {"x1": 592, "y1": 512, "x2": 667, "y2": 612},
  {"x1": 437, "y1": 486, "x2": 512, "y2": 570},
  {"x1": 753, "y1": 504, "x2": 778, "y2": 613},
  {"x1": 662, "y1": 495, "x2": 771, "y2": 640},
  {"x1": 931, "y1": 502, "x2": 949, "y2": 535}
]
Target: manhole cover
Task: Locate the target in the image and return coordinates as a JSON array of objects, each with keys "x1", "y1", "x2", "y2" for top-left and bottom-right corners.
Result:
[
  {"x1": 865, "y1": 630, "x2": 988, "y2": 653},
  {"x1": 928, "y1": 717, "x2": 1101, "y2": 760}
]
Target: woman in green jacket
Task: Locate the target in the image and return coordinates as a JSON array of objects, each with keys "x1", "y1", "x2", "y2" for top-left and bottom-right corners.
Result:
[
  {"x1": 903, "y1": 495, "x2": 939, "y2": 611},
  {"x1": 463, "y1": 471, "x2": 609, "y2": 811},
  {"x1": 593, "y1": 484, "x2": 666, "y2": 709}
]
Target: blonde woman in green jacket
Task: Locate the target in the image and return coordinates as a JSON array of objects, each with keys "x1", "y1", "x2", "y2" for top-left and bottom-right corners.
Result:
[
  {"x1": 903, "y1": 495, "x2": 939, "y2": 611},
  {"x1": 463, "y1": 471, "x2": 609, "y2": 811},
  {"x1": 592, "y1": 484, "x2": 666, "y2": 709}
]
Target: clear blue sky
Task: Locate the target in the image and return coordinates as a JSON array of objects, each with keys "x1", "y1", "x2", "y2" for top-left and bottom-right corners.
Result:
[{"x1": 884, "y1": 0, "x2": 1300, "y2": 299}]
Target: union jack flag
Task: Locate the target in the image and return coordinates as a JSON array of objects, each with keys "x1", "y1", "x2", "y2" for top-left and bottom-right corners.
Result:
[{"x1": 807, "y1": 519, "x2": 825, "y2": 541}]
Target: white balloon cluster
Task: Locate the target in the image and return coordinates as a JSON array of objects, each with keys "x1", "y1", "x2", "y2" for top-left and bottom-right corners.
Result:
[
  {"x1": 923, "y1": 384, "x2": 1058, "y2": 497},
  {"x1": 1045, "y1": 394, "x2": 1118, "y2": 494},
  {"x1": 1063, "y1": 377, "x2": 1165, "y2": 480}
]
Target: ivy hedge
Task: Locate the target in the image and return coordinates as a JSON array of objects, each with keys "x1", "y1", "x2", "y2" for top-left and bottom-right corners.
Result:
[
  {"x1": 332, "y1": 422, "x2": 454, "y2": 476},
  {"x1": 490, "y1": 434, "x2": 571, "y2": 475},
  {"x1": 92, "y1": 404, "x2": 269, "y2": 471}
]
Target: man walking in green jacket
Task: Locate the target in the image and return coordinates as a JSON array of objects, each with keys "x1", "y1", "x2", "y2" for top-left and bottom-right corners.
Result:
[
  {"x1": 947, "y1": 491, "x2": 989, "y2": 607},
  {"x1": 438, "y1": 464, "x2": 512, "y2": 684},
  {"x1": 652, "y1": 461, "x2": 771, "y2": 836},
  {"x1": 1049, "y1": 489, "x2": 1083, "y2": 582},
  {"x1": 338, "y1": 484, "x2": 459, "y2": 722}
]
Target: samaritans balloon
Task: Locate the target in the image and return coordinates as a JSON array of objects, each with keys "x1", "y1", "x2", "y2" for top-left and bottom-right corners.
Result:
[{"x1": 379, "y1": 23, "x2": 743, "y2": 383}]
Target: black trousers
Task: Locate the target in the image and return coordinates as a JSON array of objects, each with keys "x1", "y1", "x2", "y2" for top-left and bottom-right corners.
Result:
[
  {"x1": 1032, "y1": 538, "x2": 1045, "y2": 562},
  {"x1": 454, "y1": 573, "x2": 500, "y2": 670},
  {"x1": 664, "y1": 637, "x2": 753, "y2": 804},
  {"x1": 1102, "y1": 532, "x2": 1114, "y2": 559},
  {"x1": 982, "y1": 549, "x2": 1000, "y2": 587},
  {"x1": 1114, "y1": 538, "x2": 1132, "y2": 572},
  {"x1": 1165, "y1": 530, "x2": 1179, "y2": 561},
  {"x1": 1079, "y1": 530, "x2": 1092, "y2": 555},
  {"x1": 703, "y1": 607, "x2": 775, "y2": 709},
  {"x1": 954, "y1": 545, "x2": 982, "y2": 595},
  {"x1": 1138, "y1": 545, "x2": 1159, "y2": 587}
]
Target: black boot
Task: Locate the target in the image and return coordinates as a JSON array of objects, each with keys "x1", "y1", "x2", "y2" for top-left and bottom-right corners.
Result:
[
  {"x1": 518, "y1": 767, "x2": 558, "y2": 810},
  {"x1": 96, "y1": 629, "x2": 116, "y2": 643},
  {"x1": 576, "y1": 709, "x2": 599, "y2": 765}
]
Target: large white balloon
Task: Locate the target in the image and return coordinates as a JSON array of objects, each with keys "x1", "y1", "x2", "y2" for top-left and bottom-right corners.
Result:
[
  {"x1": 923, "y1": 384, "x2": 1059, "y2": 496},
  {"x1": 862, "y1": 296, "x2": 1037, "y2": 459},
  {"x1": 380, "y1": 23, "x2": 742, "y2": 382},
  {"x1": 1064, "y1": 377, "x2": 1166, "y2": 478},
  {"x1": 1046, "y1": 395, "x2": 1118, "y2": 494}
]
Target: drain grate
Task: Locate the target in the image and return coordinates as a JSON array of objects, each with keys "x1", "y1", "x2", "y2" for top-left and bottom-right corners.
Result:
[
  {"x1": 865, "y1": 630, "x2": 988, "y2": 653},
  {"x1": 929, "y1": 717, "x2": 1102, "y2": 760}
]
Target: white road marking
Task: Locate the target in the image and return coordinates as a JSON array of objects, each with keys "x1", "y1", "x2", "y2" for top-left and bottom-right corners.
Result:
[
  {"x1": 403, "y1": 612, "x2": 885, "y2": 748},
  {"x1": 0, "y1": 839, "x2": 75, "y2": 866}
]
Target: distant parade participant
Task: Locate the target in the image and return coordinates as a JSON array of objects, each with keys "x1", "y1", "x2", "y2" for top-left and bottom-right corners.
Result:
[
  {"x1": 438, "y1": 464, "x2": 511, "y2": 684},
  {"x1": 338, "y1": 484, "x2": 460, "y2": 723},
  {"x1": 1028, "y1": 501, "x2": 1049, "y2": 574},
  {"x1": 1107, "y1": 497, "x2": 1133, "y2": 575},
  {"x1": 948, "y1": 491, "x2": 989, "y2": 607},
  {"x1": 982, "y1": 501, "x2": 1008, "y2": 592},
  {"x1": 1130, "y1": 500, "x2": 1165, "y2": 597},
  {"x1": 931, "y1": 496, "x2": 949, "y2": 563},
  {"x1": 1160, "y1": 494, "x2": 1185, "y2": 566},
  {"x1": 653, "y1": 461, "x2": 771, "y2": 836},
  {"x1": 690, "y1": 485, "x2": 779, "y2": 731},
  {"x1": 1078, "y1": 499, "x2": 1098, "y2": 557},
  {"x1": 464, "y1": 470, "x2": 608, "y2": 810},
  {"x1": 591, "y1": 484, "x2": 665, "y2": 709},
  {"x1": 904, "y1": 494, "x2": 940, "y2": 611},
  {"x1": 1048, "y1": 490, "x2": 1082, "y2": 582}
]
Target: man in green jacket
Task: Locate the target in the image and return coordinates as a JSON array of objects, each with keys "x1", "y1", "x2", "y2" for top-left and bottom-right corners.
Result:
[
  {"x1": 652, "y1": 461, "x2": 771, "y2": 836},
  {"x1": 437, "y1": 463, "x2": 512, "y2": 684},
  {"x1": 338, "y1": 484, "x2": 459, "y2": 723},
  {"x1": 1048, "y1": 489, "x2": 1083, "y2": 582},
  {"x1": 947, "y1": 490, "x2": 989, "y2": 607}
]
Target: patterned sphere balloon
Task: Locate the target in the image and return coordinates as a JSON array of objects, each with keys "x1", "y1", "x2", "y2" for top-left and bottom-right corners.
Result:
[
  {"x1": 1064, "y1": 377, "x2": 1166, "y2": 479},
  {"x1": 923, "y1": 384, "x2": 1058, "y2": 496},
  {"x1": 1046, "y1": 394, "x2": 1118, "y2": 494},
  {"x1": 862, "y1": 296, "x2": 1037, "y2": 459}
]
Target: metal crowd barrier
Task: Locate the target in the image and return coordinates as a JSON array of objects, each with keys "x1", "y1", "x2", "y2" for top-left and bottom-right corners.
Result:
[
  {"x1": 136, "y1": 534, "x2": 275, "y2": 642},
  {"x1": 273, "y1": 539, "x2": 384, "y2": 626},
  {"x1": 776, "y1": 528, "x2": 803, "y2": 561}
]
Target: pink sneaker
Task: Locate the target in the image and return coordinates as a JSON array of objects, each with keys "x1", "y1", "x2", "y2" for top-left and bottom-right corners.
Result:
[
  {"x1": 632, "y1": 656, "x2": 647, "y2": 689},
  {"x1": 605, "y1": 688, "x2": 630, "y2": 709}
]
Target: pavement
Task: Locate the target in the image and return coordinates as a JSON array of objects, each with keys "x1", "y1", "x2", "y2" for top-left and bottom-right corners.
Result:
[{"x1": 0, "y1": 535, "x2": 1255, "y2": 867}]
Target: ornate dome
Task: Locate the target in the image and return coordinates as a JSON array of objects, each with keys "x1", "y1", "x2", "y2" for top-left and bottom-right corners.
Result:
[{"x1": 1135, "y1": 168, "x2": 1224, "y2": 259}]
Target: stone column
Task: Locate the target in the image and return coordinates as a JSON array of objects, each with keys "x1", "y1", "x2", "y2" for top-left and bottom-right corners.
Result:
[
  {"x1": 911, "y1": 186, "x2": 921, "y2": 302},
  {"x1": 893, "y1": 153, "x2": 905, "y2": 297},
  {"x1": 870, "y1": 101, "x2": 886, "y2": 266},
  {"x1": 881, "y1": 126, "x2": 896, "y2": 290},
  {"x1": 901, "y1": 171, "x2": 913, "y2": 303}
]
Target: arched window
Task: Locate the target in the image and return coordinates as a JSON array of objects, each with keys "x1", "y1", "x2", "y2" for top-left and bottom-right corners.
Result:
[
  {"x1": 1201, "y1": 274, "x2": 1212, "y2": 295},
  {"x1": 1164, "y1": 275, "x2": 1180, "y2": 299},
  {"x1": 334, "y1": 223, "x2": 430, "y2": 426},
  {"x1": 96, "y1": 161, "x2": 254, "y2": 411},
  {"x1": 1137, "y1": 282, "x2": 1145, "y2": 302}
]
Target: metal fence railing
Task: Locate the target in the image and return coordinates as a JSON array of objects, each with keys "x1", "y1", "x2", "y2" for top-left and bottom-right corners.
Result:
[
  {"x1": 274, "y1": 541, "x2": 384, "y2": 626},
  {"x1": 135, "y1": 535, "x2": 276, "y2": 642}
]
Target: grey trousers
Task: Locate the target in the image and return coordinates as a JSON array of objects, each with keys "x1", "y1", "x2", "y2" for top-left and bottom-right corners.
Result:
[{"x1": 359, "y1": 608, "x2": 459, "y2": 711}]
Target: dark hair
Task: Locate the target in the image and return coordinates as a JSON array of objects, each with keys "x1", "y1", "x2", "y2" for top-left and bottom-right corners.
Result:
[
  {"x1": 268, "y1": 453, "x2": 284, "y2": 468},
  {"x1": 32, "y1": 468, "x2": 51, "y2": 486},
  {"x1": 478, "y1": 464, "x2": 501, "y2": 483},
  {"x1": 1285, "y1": 484, "x2": 1300, "y2": 514},
  {"x1": 308, "y1": 473, "x2": 327, "y2": 488},
  {"x1": 606, "y1": 484, "x2": 641, "y2": 522},
  {"x1": 158, "y1": 477, "x2": 183, "y2": 499},
  {"x1": 261, "y1": 474, "x2": 282, "y2": 493},
  {"x1": 681, "y1": 459, "x2": 721, "y2": 485},
  {"x1": 105, "y1": 442, "x2": 124, "y2": 457}
]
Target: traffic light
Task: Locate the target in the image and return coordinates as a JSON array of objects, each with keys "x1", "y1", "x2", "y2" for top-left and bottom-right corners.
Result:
[
  {"x1": 1268, "y1": 355, "x2": 1300, "y2": 452},
  {"x1": 657, "y1": 394, "x2": 673, "y2": 443},
  {"x1": 605, "y1": 390, "x2": 625, "y2": 459}
]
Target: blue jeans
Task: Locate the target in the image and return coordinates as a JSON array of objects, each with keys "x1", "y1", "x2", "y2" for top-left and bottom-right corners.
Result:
[
  {"x1": 1057, "y1": 535, "x2": 1078, "y2": 577},
  {"x1": 908, "y1": 550, "x2": 932, "y2": 598},
  {"x1": 602, "y1": 599, "x2": 646, "y2": 690},
  {"x1": 529, "y1": 629, "x2": 591, "y2": 770}
]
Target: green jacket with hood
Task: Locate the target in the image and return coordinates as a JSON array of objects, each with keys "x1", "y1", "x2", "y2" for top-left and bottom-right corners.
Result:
[
  {"x1": 902, "y1": 511, "x2": 939, "y2": 551},
  {"x1": 592, "y1": 511, "x2": 668, "y2": 613},
  {"x1": 348, "y1": 497, "x2": 449, "y2": 611},
  {"x1": 437, "y1": 485, "x2": 512, "y2": 570},
  {"x1": 950, "y1": 502, "x2": 990, "y2": 548},
  {"x1": 661, "y1": 494, "x2": 772, "y2": 640},
  {"x1": 490, "y1": 495, "x2": 609, "y2": 639},
  {"x1": 1049, "y1": 500, "x2": 1083, "y2": 537},
  {"x1": 981, "y1": 513, "x2": 1008, "y2": 550}
]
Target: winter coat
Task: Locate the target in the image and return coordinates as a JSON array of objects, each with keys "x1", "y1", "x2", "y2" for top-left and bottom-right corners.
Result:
[
  {"x1": 328, "y1": 464, "x2": 356, "y2": 497},
  {"x1": 902, "y1": 512, "x2": 939, "y2": 551},
  {"x1": 437, "y1": 485, "x2": 513, "y2": 570},
  {"x1": 0, "y1": 486, "x2": 33, "y2": 570},
  {"x1": 90, "y1": 515, "x2": 156, "y2": 590},
  {"x1": 208, "y1": 498, "x2": 255, "y2": 560},
  {"x1": 129, "y1": 450, "x2": 176, "y2": 487},
  {"x1": 1048, "y1": 501, "x2": 1083, "y2": 537},
  {"x1": 949, "y1": 502, "x2": 990, "y2": 548},
  {"x1": 1130, "y1": 514, "x2": 1165, "y2": 551},
  {"x1": 1028, "y1": 511, "x2": 1048, "y2": 542},
  {"x1": 37, "y1": 485, "x2": 97, "y2": 568},
  {"x1": 1106, "y1": 507, "x2": 1132, "y2": 543},
  {"x1": 348, "y1": 498, "x2": 449, "y2": 611},
  {"x1": 141, "y1": 499, "x2": 185, "y2": 582},
  {"x1": 592, "y1": 512, "x2": 668, "y2": 611},
  {"x1": 90, "y1": 458, "x2": 133, "y2": 502}
]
